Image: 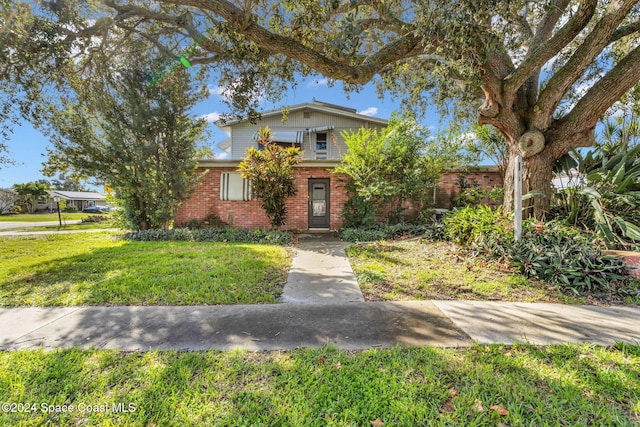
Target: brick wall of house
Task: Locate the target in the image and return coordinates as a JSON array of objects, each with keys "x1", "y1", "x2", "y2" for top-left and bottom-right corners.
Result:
[
  {"x1": 175, "y1": 164, "x2": 503, "y2": 229},
  {"x1": 175, "y1": 165, "x2": 349, "y2": 230},
  {"x1": 435, "y1": 168, "x2": 503, "y2": 209}
]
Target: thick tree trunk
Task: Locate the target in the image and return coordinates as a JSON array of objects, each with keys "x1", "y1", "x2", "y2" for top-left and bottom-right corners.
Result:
[{"x1": 503, "y1": 147, "x2": 556, "y2": 219}]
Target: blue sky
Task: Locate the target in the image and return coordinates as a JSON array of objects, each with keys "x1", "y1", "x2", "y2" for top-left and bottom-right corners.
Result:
[{"x1": 0, "y1": 75, "x2": 446, "y2": 190}]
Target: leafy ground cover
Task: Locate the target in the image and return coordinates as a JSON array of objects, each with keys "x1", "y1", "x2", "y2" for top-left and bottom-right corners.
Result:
[
  {"x1": 0, "y1": 344, "x2": 637, "y2": 426},
  {"x1": 0, "y1": 232, "x2": 291, "y2": 306},
  {"x1": 0, "y1": 213, "x2": 90, "y2": 222},
  {"x1": 123, "y1": 227, "x2": 291, "y2": 244},
  {"x1": 347, "y1": 240, "x2": 583, "y2": 304},
  {"x1": 440, "y1": 204, "x2": 640, "y2": 304}
]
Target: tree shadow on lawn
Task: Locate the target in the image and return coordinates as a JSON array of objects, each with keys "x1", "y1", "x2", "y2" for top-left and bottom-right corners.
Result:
[
  {"x1": 0, "y1": 241, "x2": 290, "y2": 306},
  {"x1": 0, "y1": 343, "x2": 637, "y2": 426}
]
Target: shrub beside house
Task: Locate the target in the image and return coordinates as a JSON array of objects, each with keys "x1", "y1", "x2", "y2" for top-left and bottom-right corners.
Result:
[{"x1": 39, "y1": 190, "x2": 108, "y2": 212}]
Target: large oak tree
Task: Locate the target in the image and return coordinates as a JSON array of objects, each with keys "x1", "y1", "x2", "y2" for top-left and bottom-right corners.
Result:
[{"x1": 2, "y1": 0, "x2": 640, "y2": 217}]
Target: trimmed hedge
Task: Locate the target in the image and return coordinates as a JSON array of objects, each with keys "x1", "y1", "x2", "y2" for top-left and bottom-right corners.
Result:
[{"x1": 123, "y1": 227, "x2": 291, "y2": 244}]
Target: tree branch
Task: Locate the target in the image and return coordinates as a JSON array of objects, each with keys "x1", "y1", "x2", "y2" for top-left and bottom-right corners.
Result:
[
  {"x1": 99, "y1": 2, "x2": 230, "y2": 63},
  {"x1": 368, "y1": 0, "x2": 411, "y2": 33},
  {"x1": 155, "y1": 0, "x2": 422, "y2": 84},
  {"x1": 531, "y1": 0, "x2": 572, "y2": 44},
  {"x1": 512, "y1": 12, "x2": 533, "y2": 45},
  {"x1": 549, "y1": 43, "x2": 640, "y2": 149},
  {"x1": 535, "y1": 0, "x2": 638, "y2": 129},
  {"x1": 504, "y1": 0, "x2": 595, "y2": 95},
  {"x1": 610, "y1": 20, "x2": 640, "y2": 43},
  {"x1": 116, "y1": 24, "x2": 178, "y2": 59}
]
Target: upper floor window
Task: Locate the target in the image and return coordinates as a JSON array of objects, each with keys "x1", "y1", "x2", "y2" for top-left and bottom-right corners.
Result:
[{"x1": 315, "y1": 133, "x2": 327, "y2": 151}]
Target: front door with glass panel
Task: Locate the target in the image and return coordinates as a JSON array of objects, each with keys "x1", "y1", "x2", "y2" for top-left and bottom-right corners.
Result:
[{"x1": 308, "y1": 178, "x2": 330, "y2": 228}]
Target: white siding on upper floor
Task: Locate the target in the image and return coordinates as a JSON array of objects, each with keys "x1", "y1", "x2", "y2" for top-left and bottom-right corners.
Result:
[
  {"x1": 227, "y1": 108, "x2": 387, "y2": 160},
  {"x1": 230, "y1": 123, "x2": 260, "y2": 159}
]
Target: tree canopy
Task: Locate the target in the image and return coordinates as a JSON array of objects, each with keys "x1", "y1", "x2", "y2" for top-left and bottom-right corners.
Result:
[
  {"x1": 39, "y1": 36, "x2": 210, "y2": 230},
  {"x1": 336, "y1": 114, "x2": 472, "y2": 224},
  {"x1": 1, "y1": 0, "x2": 639, "y2": 217},
  {"x1": 13, "y1": 181, "x2": 50, "y2": 213}
]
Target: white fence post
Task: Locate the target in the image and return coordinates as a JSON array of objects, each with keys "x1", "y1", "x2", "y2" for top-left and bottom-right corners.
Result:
[{"x1": 514, "y1": 155, "x2": 523, "y2": 241}]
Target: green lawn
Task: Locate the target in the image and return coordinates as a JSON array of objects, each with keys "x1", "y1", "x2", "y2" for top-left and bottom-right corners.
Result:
[
  {"x1": 0, "y1": 213, "x2": 91, "y2": 222},
  {"x1": 0, "y1": 222, "x2": 117, "y2": 232},
  {"x1": 347, "y1": 240, "x2": 583, "y2": 304},
  {"x1": 0, "y1": 344, "x2": 638, "y2": 426},
  {"x1": 0, "y1": 232, "x2": 291, "y2": 306}
]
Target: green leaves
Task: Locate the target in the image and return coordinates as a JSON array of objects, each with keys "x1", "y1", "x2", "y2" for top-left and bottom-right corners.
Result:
[
  {"x1": 238, "y1": 129, "x2": 301, "y2": 228},
  {"x1": 612, "y1": 217, "x2": 640, "y2": 241},
  {"x1": 13, "y1": 181, "x2": 51, "y2": 213},
  {"x1": 337, "y1": 114, "x2": 467, "y2": 224},
  {"x1": 444, "y1": 205, "x2": 510, "y2": 246},
  {"x1": 41, "y1": 39, "x2": 209, "y2": 230},
  {"x1": 124, "y1": 228, "x2": 291, "y2": 245},
  {"x1": 554, "y1": 144, "x2": 640, "y2": 247},
  {"x1": 508, "y1": 224, "x2": 636, "y2": 295},
  {"x1": 443, "y1": 204, "x2": 638, "y2": 296}
]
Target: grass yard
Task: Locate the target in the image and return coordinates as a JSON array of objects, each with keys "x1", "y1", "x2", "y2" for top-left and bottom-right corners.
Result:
[
  {"x1": 0, "y1": 344, "x2": 638, "y2": 426},
  {"x1": 0, "y1": 222, "x2": 116, "y2": 233},
  {"x1": 0, "y1": 213, "x2": 90, "y2": 222},
  {"x1": 347, "y1": 240, "x2": 583, "y2": 304},
  {"x1": 0, "y1": 232, "x2": 291, "y2": 306}
]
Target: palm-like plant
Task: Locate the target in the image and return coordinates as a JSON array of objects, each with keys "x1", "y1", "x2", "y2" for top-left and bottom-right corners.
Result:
[
  {"x1": 556, "y1": 145, "x2": 640, "y2": 247},
  {"x1": 553, "y1": 143, "x2": 640, "y2": 248},
  {"x1": 601, "y1": 111, "x2": 640, "y2": 163},
  {"x1": 238, "y1": 126, "x2": 301, "y2": 228}
]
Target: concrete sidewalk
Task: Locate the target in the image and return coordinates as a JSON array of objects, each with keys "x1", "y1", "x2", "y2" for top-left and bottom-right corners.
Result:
[
  {"x1": 0, "y1": 220, "x2": 82, "y2": 230},
  {"x1": 0, "y1": 228, "x2": 120, "y2": 236},
  {"x1": 2, "y1": 232, "x2": 638, "y2": 351},
  {"x1": 1, "y1": 301, "x2": 638, "y2": 351}
]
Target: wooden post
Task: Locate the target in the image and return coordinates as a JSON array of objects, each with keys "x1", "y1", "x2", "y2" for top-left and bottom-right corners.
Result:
[{"x1": 514, "y1": 155, "x2": 522, "y2": 241}]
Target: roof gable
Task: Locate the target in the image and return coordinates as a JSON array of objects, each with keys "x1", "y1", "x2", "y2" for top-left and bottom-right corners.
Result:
[{"x1": 216, "y1": 100, "x2": 388, "y2": 129}]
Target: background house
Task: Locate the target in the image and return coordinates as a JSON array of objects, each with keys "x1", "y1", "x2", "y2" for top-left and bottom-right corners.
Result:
[
  {"x1": 176, "y1": 100, "x2": 503, "y2": 229},
  {"x1": 39, "y1": 190, "x2": 108, "y2": 212}
]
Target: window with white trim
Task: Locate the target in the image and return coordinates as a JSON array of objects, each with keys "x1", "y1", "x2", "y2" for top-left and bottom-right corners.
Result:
[
  {"x1": 315, "y1": 132, "x2": 328, "y2": 160},
  {"x1": 220, "y1": 173, "x2": 251, "y2": 201}
]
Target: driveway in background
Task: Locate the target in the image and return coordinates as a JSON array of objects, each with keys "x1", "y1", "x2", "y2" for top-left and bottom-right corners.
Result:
[{"x1": 0, "y1": 220, "x2": 82, "y2": 230}]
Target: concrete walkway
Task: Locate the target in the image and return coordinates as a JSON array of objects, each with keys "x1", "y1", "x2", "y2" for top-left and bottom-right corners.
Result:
[
  {"x1": 0, "y1": 301, "x2": 638, "y2": 351},
  {"x1": 1, "y1": 232, "x2": 638, "y2": 351},
  {"x1": 280, "y1": 234, "x2": 364, "y2": 304}
]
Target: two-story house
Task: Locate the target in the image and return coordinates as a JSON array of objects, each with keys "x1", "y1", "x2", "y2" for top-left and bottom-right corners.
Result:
[{"x1": 175, "y1": 100, "x2": 389, "y2": 230}]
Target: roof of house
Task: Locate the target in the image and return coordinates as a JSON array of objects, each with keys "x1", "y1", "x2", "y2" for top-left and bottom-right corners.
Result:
[
  {"x1": 215, "y1": 100, "x2": 389, "y2": 130},
  {"x1": 49, "y1": 190, "x2": 106, "y2": 200}
]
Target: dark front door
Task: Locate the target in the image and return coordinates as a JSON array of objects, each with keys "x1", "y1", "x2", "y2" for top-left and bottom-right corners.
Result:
[{"x1": 308, "y1": 179, "x2": 330, "y2": 228}]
